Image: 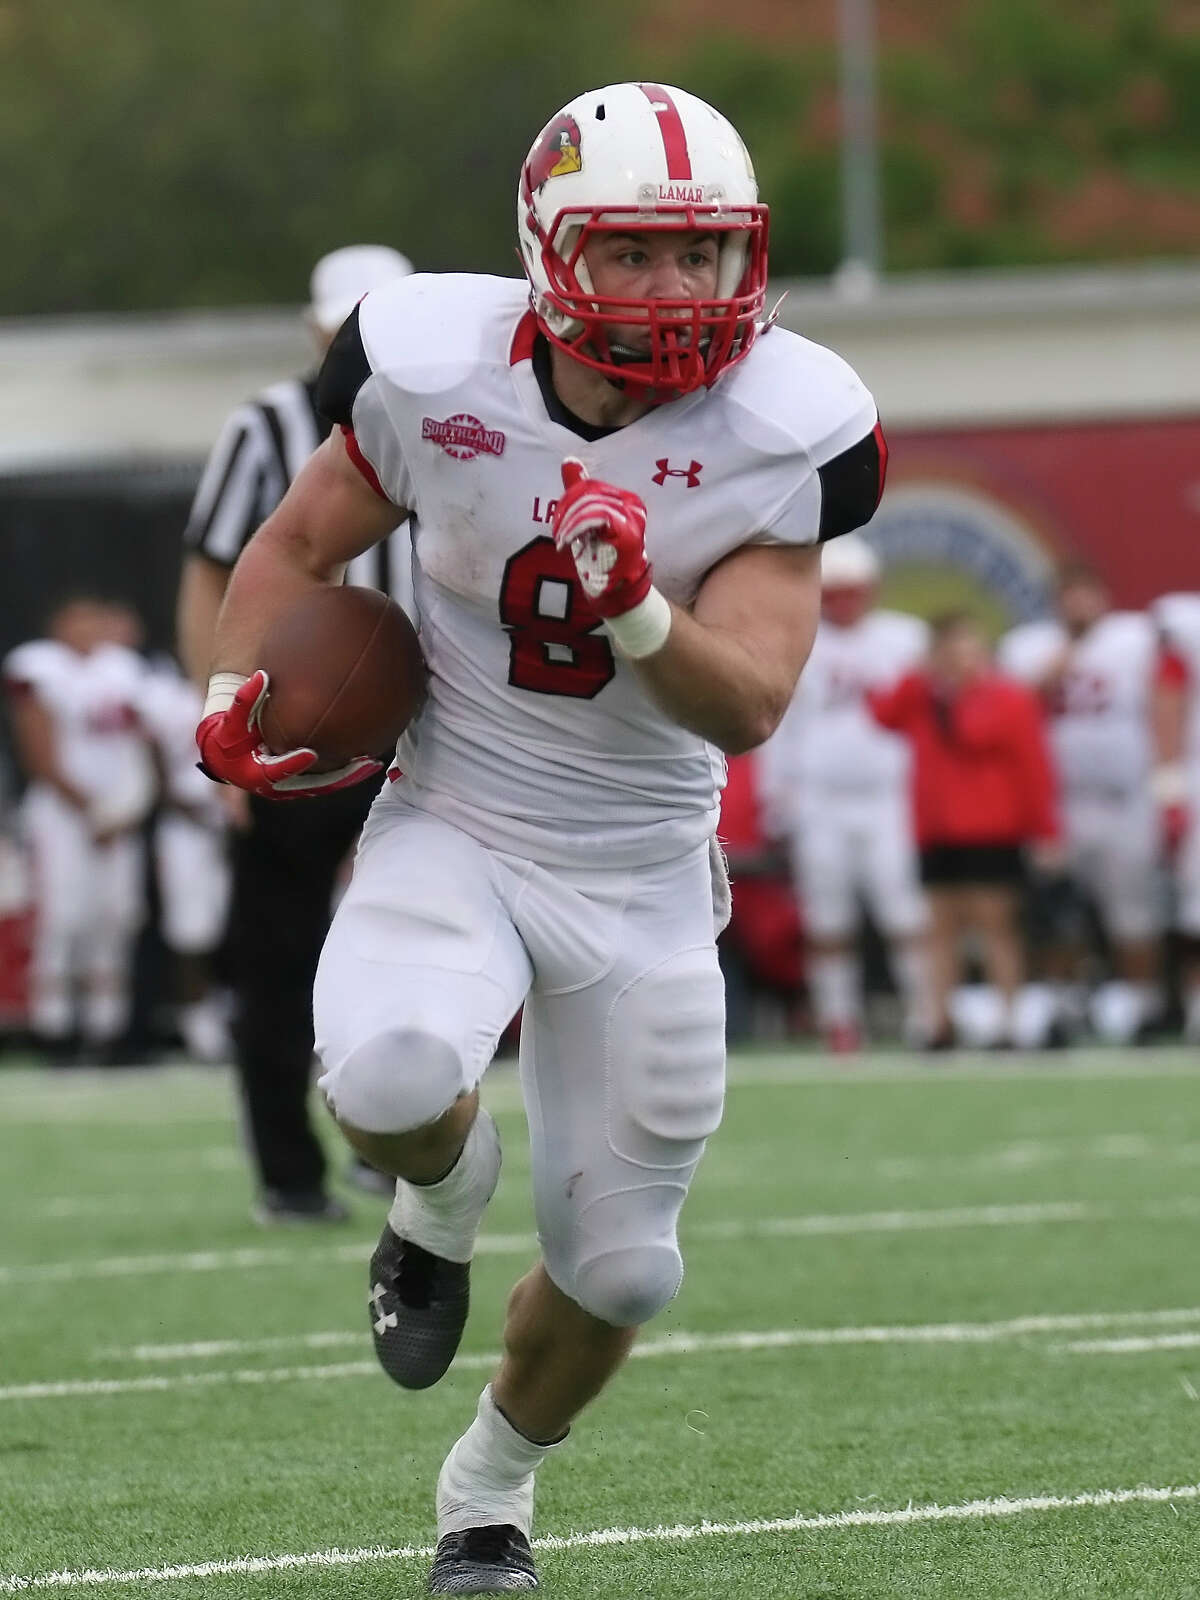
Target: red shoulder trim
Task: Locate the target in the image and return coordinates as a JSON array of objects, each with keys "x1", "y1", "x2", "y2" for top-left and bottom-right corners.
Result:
[
  {"x1": 339, "y1": 424, "x2": 387, "y2": 501},
  {"x1": 509, "y1": 310, "x2": 539, "y2": 366}
]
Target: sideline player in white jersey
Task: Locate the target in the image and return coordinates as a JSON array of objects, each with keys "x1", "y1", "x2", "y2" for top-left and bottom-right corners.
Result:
[
  {"x1": 3, "y1": 596, "x2": 155, "y2": 1062},
  {"x1": 1150, "y1": 591, "x2": 1200, "y2": 1039},
  {"x1": 999, "y1": 564, "x2": 1165, "y2": 1042},
  {"x1": 759, "y1": 534, "x2": 930, "y2": 1052},
  {"x1": 194, "y1": 84, "x2": 886, "y2": 1593},
  {"x1": 139, "y1": 658, "x2": 233, "y2": 1062}
]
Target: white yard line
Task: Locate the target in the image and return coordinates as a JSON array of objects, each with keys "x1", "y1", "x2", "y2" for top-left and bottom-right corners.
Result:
[
  {"x1": 8, "y1": 1198, "x2": 1200, "y2": 1287},
  {"x1": 1, "y1": 1480, "x2": 1197, "y2": 1592},
  {"x1": 1061, "y1": 1332, "x2": 1200, "y2": 1355},
  {"x1": 102, "y1": 1305, "x2": 1200, "y2": 1363},
  {"x1": 15, "y1": 1308, "x2": 1200, "y2": 1401}
]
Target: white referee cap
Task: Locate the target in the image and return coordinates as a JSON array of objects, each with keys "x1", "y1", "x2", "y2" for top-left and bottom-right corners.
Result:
[
  {"x1": 308, "y1": 244, "x2": 414, "y2": 333},
  {"x1": 821, "y1": 532, "x2": 881, "y2": 587}
]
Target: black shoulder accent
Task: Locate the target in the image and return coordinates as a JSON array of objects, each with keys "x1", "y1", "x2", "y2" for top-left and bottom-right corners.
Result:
[
  {"x1": 315, "y1": 304, "x2": 372, "y2": 427},
  {"x1": 817, "y1": 422, "x2": 887, "y2": 543}
]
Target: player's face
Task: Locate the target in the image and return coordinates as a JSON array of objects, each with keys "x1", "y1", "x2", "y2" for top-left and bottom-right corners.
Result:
[
  {"x1": 1057, "y1": 578, "x2": 1108, "y2": 636},
  {"x1": 582, "y1": 230, "x2": 720, "y2": 354},
  {"x1": 102, "y1": 603, "x2": 144, "y2": 650},
  {"x1": 931, "y1": 622, "x2": 989, "y2": 688},
  {"x1": 50, "y1": 600, "x2": 110, "y2": 655},
  {"x1": 822, "y1": 583, "x2": 874, "y2": 628}
]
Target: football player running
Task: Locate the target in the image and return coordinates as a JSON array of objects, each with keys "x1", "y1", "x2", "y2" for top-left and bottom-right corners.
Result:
[
  {"x1": 197, "y1": 83, "x2": 886, "y2": 1594},
  {"x1": 759, "y1": 534, "x2": 931, "y2": 1053}
]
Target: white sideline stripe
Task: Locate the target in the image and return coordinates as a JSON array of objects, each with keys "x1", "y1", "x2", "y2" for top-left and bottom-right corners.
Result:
[
  {"x1": 18, "y1": 1308, "x2": 1200, "y2": 1400},
  {"x1": 108, "y1": 1305, "x2": 1200, "y2": 1363},
  {"x1": 1062, "y1": 1332, "x2": 1200, "y2": 1355},
  {"x1": 1, "y1": 1481, "x2": 1198, "y2": 1592},
  {"x1": 7, "y1": 1198, "x2": 1178, "y2": 1287}
]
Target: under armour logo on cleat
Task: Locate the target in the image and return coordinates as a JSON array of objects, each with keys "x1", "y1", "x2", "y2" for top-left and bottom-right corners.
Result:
[
  {"x1": 652, "y1": 458, "x2": 703, "y2": 488},
  {"x1": 370, "y1": 1282, "x2": 398, "y2": 1335}
]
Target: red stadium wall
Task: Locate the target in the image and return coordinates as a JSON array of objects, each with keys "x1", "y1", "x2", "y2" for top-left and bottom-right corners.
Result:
[{"x1": 873, "y1": 414, "x2": 1200, "y2": 624}]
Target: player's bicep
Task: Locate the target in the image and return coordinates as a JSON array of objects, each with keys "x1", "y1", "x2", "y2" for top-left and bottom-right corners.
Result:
[{"x1": 693, "y1": 542, "x2": 822, "y2": 692}]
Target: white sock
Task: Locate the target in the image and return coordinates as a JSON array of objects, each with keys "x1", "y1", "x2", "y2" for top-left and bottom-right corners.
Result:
[
  {"x1": 1089, "y1": 981, "x2": 1144, "y2": 1044},
  {"x1": 1012, "y1": 983, "x2": 1058, "y2": 1049},
  {"x1": 388, "y1": 1108, "x2": 501, "y2": 1263},
  {"x1": 891, "y1": 941, "x2": 934, "y2": 1044},
  {"x1": 82, "y1": 986, "x2": 130, "y2": 1045},
  {"x1": 178, "y1": 999, "x2": 230, "y2": 1063},
  {"x1": 808, "y1": 952, "x2": 860, "y2": 1031},
  {"x1": 436, "y1": 1384, "x2": 563, "y2": 1539}
]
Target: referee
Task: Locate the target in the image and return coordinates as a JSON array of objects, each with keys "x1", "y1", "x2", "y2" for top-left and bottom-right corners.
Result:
[{"x1": 177, "y1": 245, "x2": 414, "y2": 1223}]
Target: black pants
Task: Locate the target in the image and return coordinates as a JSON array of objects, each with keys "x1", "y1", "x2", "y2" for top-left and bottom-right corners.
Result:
[{"x1": 230, "y1": 776, "x2": 383, "y2": 1194}]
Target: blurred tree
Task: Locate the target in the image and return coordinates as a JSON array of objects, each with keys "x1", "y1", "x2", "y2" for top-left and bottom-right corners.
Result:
[{"x1": 0, "y1": 0, "x2": 1196, "y2": 313}]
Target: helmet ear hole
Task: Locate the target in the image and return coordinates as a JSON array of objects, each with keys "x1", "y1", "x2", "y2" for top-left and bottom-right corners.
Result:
[{"x1": 595, "y1": 104, "x2": 606, "y2": 121}]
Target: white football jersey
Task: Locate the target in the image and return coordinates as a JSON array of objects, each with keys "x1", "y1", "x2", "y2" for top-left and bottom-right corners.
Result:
[
  {"x1": 1153, "y1": 592, "x2": 1200, "y2": 769},
  {"x1": 340, "y1": 273, "x2": 879, "y2": 867},
  {"x1": 999, "y1": 612, "x2": 1158, "y2": 802},
  {"x1": 3, "y1": 639, "x2": 155, "y2": 806},
  {"x1": 764, "y1": 609, "x2": 926, "y2": 804}
]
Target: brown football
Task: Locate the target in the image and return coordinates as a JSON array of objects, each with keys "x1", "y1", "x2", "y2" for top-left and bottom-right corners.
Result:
[{"x1": 257, "y1": 586, "x2": 425, "y2": 769}]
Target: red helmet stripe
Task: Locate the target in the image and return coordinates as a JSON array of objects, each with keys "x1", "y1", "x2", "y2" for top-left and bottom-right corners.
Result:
[{"x1": 638, "y1": 83, "x2": 693, "y2": 181}]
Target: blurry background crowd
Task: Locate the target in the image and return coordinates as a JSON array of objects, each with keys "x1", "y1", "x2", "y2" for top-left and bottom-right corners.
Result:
[{"x1": 1, "y1": 0, "x2": 1199, "y2": 1068}]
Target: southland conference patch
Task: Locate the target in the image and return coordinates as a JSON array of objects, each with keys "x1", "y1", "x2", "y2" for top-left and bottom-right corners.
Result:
[{"x1": 421, "y1": 413, "x2": 507, "y2": 461}]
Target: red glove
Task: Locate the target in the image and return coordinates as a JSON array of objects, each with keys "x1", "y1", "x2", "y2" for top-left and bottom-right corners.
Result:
[
  {"x1": 551, "y1": 459, "x2": 653, "y2": 619},
  {"x1": 195, "y1": 671, "x2": 382, "y2": 799}
]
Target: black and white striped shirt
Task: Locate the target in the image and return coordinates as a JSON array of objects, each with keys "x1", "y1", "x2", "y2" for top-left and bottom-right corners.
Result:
[{"x1": 184, "y1": 375, "x2": 413, "y2": 614}]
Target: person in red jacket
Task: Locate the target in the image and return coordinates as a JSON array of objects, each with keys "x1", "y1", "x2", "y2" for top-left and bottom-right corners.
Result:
[{"x1": 871, "y1": 611, "x2": 1060, "y2": 1047}]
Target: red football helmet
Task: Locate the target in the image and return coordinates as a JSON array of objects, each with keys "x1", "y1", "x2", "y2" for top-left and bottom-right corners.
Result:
[{"x1": 517, "y1": 82, "x2": 769, "y2": 402}]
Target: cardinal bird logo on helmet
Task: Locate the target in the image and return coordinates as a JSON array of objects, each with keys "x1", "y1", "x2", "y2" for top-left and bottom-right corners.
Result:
[{"x1": 525, "y1": 114, "x2": 583, "y2": 195}]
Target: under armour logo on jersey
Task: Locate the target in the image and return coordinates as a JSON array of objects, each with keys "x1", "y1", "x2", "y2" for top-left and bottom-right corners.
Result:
[
  {"x1": 652, "y1": 458, "x2": 703, "y2": 488},
  {"x1": 370, "y1": 1282, "x2": 398, "y2": 1336}
]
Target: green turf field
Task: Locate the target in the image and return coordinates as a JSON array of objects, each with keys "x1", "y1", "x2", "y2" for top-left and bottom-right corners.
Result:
[{"x1": 2, "y1": 1048, "x2": 1200, "y2": 1598}]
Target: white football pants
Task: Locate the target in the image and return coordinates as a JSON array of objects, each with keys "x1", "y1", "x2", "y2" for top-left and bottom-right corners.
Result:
[
  {"x1": 22, "y1": 786, "x2": 144, "y2": 1041},
  {"x1": 315, "y1": 798, "x2": 727, "y2": 1329},
  {"x1": 154, "y1": 813, "x2": 231, "y2": 955},
  {"x1": 787, "y1": 789, "x2": 927, "y2": 942},
  {"x1": 1064, "y1": 797, "x2": 1163, "y2": 943}
]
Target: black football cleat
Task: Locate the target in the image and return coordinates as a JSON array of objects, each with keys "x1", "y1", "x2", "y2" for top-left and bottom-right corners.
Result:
[
  {"x1": 428, "y1": 1525, "x2": 538, "y2": 1594},
  {"x1": 368, "y1": 1222, "x2": 471, "y2": 1390}
]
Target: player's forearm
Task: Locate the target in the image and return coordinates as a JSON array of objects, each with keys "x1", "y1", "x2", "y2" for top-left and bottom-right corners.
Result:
[
  {"x1": 210, "y1": 520, "x2": 343, "y2": 676},
  {"x1": 176, "y1": 557, "x2": 229, "y2": 686},
  {"x1": 8, "y1": 699, "x2": 88, "y2": 810},
  {"x1": 628, "y1": 603, "x2": 798, "y2": 754},
  {"x1": 1151, "y1": 679, "x2": 1188, "y2": 767}
]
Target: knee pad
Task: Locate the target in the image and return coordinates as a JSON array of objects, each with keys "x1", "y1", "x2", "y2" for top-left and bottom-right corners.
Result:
[
  {"x1": 319, "y1": 1027, "x2": 464, "y2": 1135},
  {"x1": 606, "y1": 949, "x2": 726, "y2": 1170},
  {"x1": 571, "y1": 1240, "x2": 683, "y2": 1329}
]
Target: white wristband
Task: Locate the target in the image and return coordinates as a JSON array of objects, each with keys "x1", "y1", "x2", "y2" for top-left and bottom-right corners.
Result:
[
  {"x1": 203, "y1": 671, "x2": 249, "y2": 718},
  {"x1": 1150, "y1": 764, "x2": 1188, "y2": 805},
  {"x1": 603, "y1": 586, "x2": 672, "y2": 660}
]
